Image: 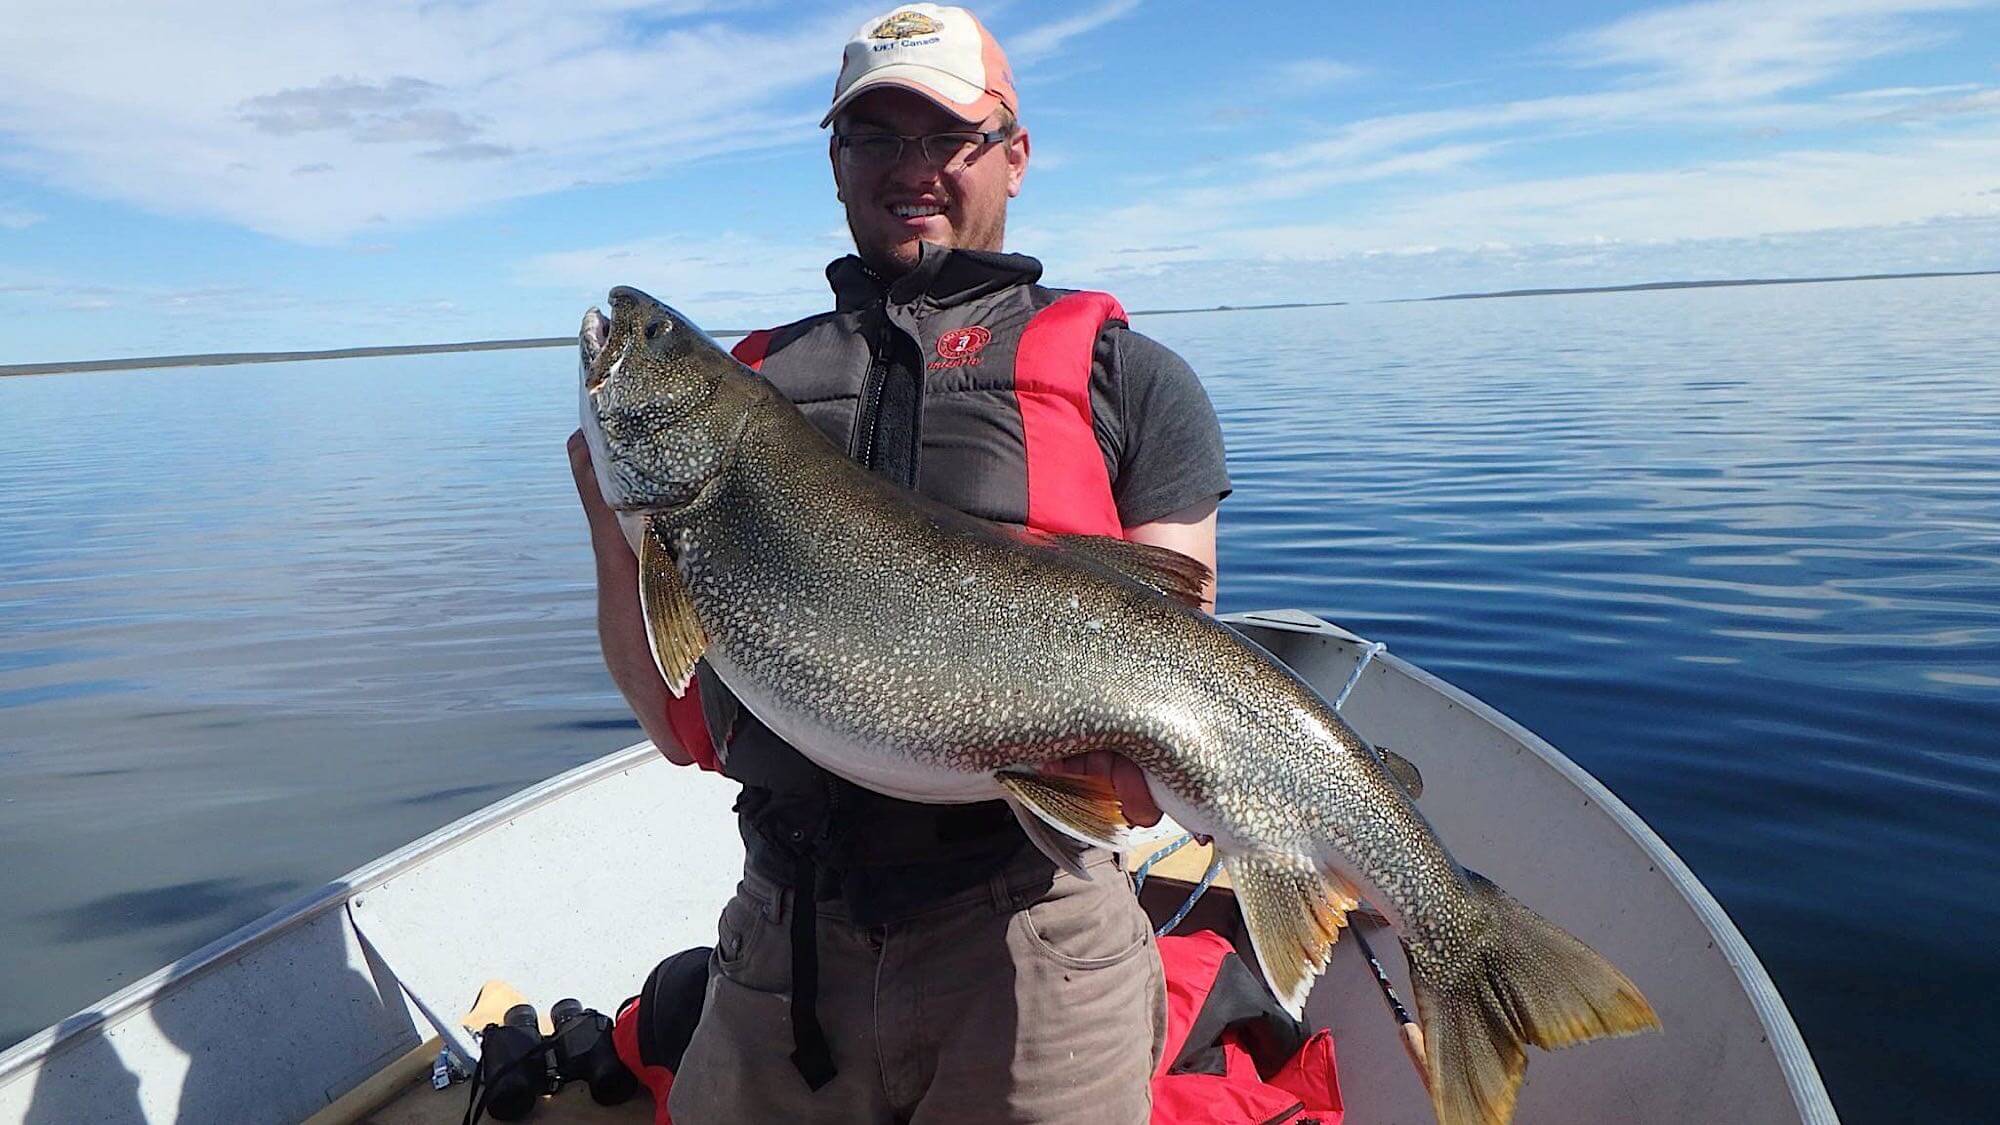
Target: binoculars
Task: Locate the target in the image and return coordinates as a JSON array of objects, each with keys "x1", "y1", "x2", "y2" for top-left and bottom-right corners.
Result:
[{"x1": 473, "y1": 1000, "x2": 639, "y2": 1122}]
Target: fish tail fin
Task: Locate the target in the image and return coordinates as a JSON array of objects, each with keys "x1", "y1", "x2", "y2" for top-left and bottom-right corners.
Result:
[
  {"x1": 1407, "y1": 871, "x2": 1661, "y2": 1125},
  {"x1": 1224, "y1": 851, "x2": 1360, "y2": 1019}
]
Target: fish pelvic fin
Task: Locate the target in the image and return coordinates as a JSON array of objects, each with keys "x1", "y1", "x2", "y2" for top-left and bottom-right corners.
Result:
[
  {"x1": 1225, "y1": 851, "x2": 1359, "y2": 1019},
  {"x1": 638, "y1": 517, "x2": 707, "y2": 697},
  {"x1": 1002, "y1": 793, "x2": 1096, "y2": 880},
  {"x1": 1048, "y1": 534, "x2": 1213, "y2": 609},
  {"x1": 1408, "y1": 871, "x2": 1661, "y2": 1125},
  {"x1": 994, "y1": 771, "x2": 1149, "y2": 856}
]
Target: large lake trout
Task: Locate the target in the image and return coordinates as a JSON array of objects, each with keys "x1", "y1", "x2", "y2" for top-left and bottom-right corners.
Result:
[{"x1": 580, "y1": 286, "x2": 1658, "y2": 1125}]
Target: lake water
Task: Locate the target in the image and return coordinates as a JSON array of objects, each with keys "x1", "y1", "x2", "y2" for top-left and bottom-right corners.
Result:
[{"x1": 3, "y1": 275, "x2": 1996, "y2": 1121}]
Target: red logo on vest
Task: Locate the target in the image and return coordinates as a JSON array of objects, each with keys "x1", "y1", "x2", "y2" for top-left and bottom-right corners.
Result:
[{"x1": 930, "y1": 325, "x2": 991, "y2": 369}]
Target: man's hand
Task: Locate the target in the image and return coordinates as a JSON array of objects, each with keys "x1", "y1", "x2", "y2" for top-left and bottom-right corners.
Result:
[
  {"x1": 570, "y1": 430, "x2": 694, "y2": 766},
  {"x1": 1040, "y1": 751, "x2": 1162, "y2": 827},
  {"x1": 568, "y1": 429, "x2": 630, "y2": 552}
]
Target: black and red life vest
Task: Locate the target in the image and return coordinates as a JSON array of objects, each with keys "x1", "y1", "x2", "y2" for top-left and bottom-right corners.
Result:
[
  {"x1": 662, "y1": 247, "x2": 1131, "y2": 778},
  {"x1": 1152, "y1": 931, "x2": 1344, "y2": 1124}
]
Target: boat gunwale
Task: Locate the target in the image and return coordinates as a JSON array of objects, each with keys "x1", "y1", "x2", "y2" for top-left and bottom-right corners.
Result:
[{"x1": 0, "y1": 742, "x2": 664, "y2": 1081}]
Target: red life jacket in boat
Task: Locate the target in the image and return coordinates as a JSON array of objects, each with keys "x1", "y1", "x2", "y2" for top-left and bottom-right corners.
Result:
[{"x1": 1151, "y1": 930, "x2": 1344, "y2": 1124}]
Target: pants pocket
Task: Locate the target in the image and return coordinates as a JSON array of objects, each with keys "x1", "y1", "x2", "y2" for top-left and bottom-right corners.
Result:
[
  {"x1": 712, "y1": 883, "x2": 787, "y2": 994},
  {"x1": 1013, "y1": 869, "x2": 1153, "y2": 970}
]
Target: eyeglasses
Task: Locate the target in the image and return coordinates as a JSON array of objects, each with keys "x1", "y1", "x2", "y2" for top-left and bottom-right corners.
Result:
[{"x1": 834, "y1": 129, "x2": 1011, "y2": 172}]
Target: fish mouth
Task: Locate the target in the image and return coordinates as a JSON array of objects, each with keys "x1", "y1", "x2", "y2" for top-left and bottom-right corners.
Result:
[{"x1": 579, "y1": 306, "x2": 615, "y2": 395}]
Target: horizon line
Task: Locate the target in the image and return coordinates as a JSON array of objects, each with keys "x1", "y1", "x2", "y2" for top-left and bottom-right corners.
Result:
[{"x1": 4, "y1": 268, "x2": 1996, "y2": 378}]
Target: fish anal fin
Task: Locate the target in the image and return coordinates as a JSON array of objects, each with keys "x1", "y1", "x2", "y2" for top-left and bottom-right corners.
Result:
[
  {"x1": 994, "y1": 771, "x2": 1141, "y2": 855},
  {"x1": 638, "y1": 517, "x2": 706, "y2": 697},
  {"x1": 1225, "y1": 852, "x2": 1358, "y2": 1019},
  {"x1": 1376, "y1": 745, "x2": 1425, "y2": 799},
  {"x1": 1409, "y1": 870, "x2": 1661, "y2": 1125},
  {"x1": 1048, "y1": 534, "x2": 1212, "y2": 609}
]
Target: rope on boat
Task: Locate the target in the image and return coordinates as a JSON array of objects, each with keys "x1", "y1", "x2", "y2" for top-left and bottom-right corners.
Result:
[
  {"x1": 1131, "y1": 831, "x2": 1195, "y2": 895},
  {"x1": 1152, "y1": 850, "x2": 1224, "y2": 937},
  {"x1": 1333, "y1": 641, "x2": 1385, "y2": 711}
]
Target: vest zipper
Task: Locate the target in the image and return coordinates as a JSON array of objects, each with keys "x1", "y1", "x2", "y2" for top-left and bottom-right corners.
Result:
[{"x1": 854, "y1": 316, "x2": 896, "y2": 468}]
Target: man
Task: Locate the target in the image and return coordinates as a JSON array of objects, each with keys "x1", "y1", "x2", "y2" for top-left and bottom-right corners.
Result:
[{"x1": 567, "y1": 5, "x2": 1230, "y2": 1120}]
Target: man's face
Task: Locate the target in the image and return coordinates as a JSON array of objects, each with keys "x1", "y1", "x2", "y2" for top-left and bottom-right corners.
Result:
[{"x1": 830, "y1": 87, "x2": 1029, "y2": 278}]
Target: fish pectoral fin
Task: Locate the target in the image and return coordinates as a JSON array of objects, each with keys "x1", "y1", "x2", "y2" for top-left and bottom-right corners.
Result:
[
  {"x1": 1225, "y1": 851, "x2": 1360, "y2": 1019},
  {"x1": 1375, "y1": 745, "x2": 1425, "y2": 799},
  {"x1": 1048, "y1": 534, "x2": 1213, "y2": 609},
  {"x1": 993, "y1": 770, "x2": 1146, "y2": 855},
  {"x1": 638, "y1": 517, "x2": 707, "y2": 697}
]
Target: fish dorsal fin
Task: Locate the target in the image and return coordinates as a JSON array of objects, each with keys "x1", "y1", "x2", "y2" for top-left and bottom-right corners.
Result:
[
  {"x1": 1225, "y1": 852, "x2": 1360, "y2": 1019},
  {"x1": 638, "y1": 517, "x2": 707, "y2": 697},
  {"x1": 1376, "y1": 745, "x2": 1425, "y2": 799},
  {"x1": 1049, "y1": 534, "x2": 1212, "y2": 608}
]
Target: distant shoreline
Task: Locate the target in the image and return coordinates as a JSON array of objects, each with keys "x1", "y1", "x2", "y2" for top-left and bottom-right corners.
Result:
[
  {"x1": 1405, "y1": 269, "x2": 2000, "y2": 303},
  {"x1": 5, "y1": 268, "x2": 1995, "y2": 377}
]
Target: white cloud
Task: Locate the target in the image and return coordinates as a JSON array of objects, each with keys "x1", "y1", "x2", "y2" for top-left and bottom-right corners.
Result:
[
  {"x1": 517, "y1": 227, "x2": 859, "y2": 328},
  {"x1": 1043, "y1": 215, "x2": 2000, "y2": 313},
  {"x1": 0, "y1": 1, "x2": 1150, "y2": 246},
  {"x1": 1559, "y1": 0, "x2": 1983, "y2": 99},
  {"x1": 1005, "y1": 0, "x2": 1141, "y2": 65},
  {"x1": 0, "y1": 1, "x2": 868, "y2": 243},
  {"x1": 1272, "y1": 59, "x2": 1364, "y2": 90},
  {"x1": 1836, "y1": 82, "x2": 1986, "y2": 99},
  {"x1": 1232, "y1": 137, "x2": 2000, "y2": 257},
  {"x1": 1247, "y1": 0, "x2": 1990, "y2": 180},
  {"x1": 0, "y1": 205, "x2": 44, "y2": 229},
  {"x1": 1012, "y1": 0, "x2": 2000, "y2": 292}
]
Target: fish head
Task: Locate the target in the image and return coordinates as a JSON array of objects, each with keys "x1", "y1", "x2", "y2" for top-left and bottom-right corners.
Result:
[{"x1": 579, "y1": 285, "x2": 743, "y2": 513}]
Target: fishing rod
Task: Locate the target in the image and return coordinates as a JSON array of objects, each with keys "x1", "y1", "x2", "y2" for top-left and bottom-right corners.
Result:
[{"x1": 1350, "y1": 921, "x2": 1430, "y2": 1084}]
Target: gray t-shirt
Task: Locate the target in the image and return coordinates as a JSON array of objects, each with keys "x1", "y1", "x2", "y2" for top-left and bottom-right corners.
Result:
[{"x1": 1092, "y1": 322, "x2": 1232, "y2": 527}]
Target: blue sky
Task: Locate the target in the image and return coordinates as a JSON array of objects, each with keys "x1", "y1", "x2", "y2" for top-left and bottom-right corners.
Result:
[{"x1": 2, "y1": 0, "x2": 1997, "y2": 361}]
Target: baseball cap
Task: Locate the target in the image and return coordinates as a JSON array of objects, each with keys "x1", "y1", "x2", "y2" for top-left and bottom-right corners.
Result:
[{"x1": 821, "y1": 4, "x2": 1018, "y2": 128}]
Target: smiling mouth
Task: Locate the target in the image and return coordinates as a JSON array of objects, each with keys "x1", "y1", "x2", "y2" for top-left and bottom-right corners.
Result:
[{"x1": 890, "y1": 203, "x2": 946, "y2": 219}]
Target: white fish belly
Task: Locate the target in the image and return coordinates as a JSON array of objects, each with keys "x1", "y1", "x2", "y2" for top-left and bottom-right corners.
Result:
[{"x1": 705, "y1": 652, "x2": 1005, "y2": 806}]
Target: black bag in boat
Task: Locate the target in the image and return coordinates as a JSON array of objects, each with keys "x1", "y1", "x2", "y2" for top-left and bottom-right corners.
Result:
[{"x1": 611, "y1": 946, "x2": 712, "y2": 1123}]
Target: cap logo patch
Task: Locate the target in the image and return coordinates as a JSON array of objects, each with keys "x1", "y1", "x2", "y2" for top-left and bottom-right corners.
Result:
[
  {"x1": 871, "y1": 11, "x2": 944, "y2": 39},
  {"x1": 930, "y1": 325, "x2": 991, "y2": 369}
]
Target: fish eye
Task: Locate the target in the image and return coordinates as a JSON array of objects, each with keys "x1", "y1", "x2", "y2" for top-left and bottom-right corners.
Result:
[{"x1": 645, "y1": 320, "x2": 665, "y2": 340}]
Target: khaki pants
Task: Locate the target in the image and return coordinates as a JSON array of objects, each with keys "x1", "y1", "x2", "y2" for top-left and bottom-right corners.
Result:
[{"x1": 667, "y1": 847, "x2": 1167, "y2": 1123}]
